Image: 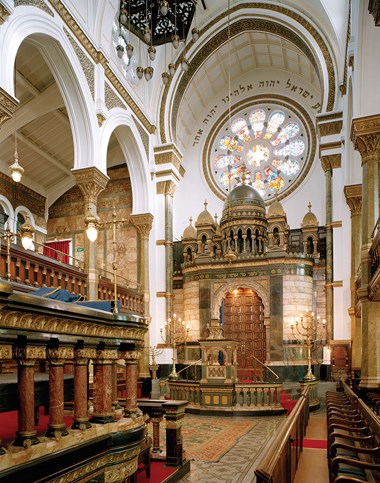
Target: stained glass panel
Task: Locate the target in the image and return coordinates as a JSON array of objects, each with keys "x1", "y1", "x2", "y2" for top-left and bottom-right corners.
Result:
[
  {"x1": 253, "y1": 172, "x2": 265, "y2": 196},
  {"x1": 231, "y1": 118, "x2": 251, "y2": 143},
  {"x1": 246, "y1": 145, "x2": 270, "y2": 167},
  {"x1": 219, "y1": 135, "x2": 244, "y2": 152},
  {"x1": 214, "y1": 154, "x2": 239, "y2": 168},
  {"x1": 273, "y1": 140, "x2": 305, "y2": 157},
  {"x1": 271, "y1": 122, "x2": 300, "y2": 146},
  {"x1": 249, "y1": 109, "x2": 266, "y2": 138},
  {"x1": 264, "y1": 111, "x2": 285, "y2": 139}
]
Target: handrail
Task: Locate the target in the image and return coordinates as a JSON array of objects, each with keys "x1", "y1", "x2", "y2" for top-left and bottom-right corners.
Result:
[
  {"x1": 176, "y1": 358, "x2": 202, "y2": 376},
  {"x1": 253, "y1": 355, "x2": 280, "y2": 380},
  {"x1": 255, "y1": 385, "x2": 310, "y2": 482},
  {"x1": 33, "y1": 239, "x2": 85, "y2": 270},
  {"x1": 99, "y1": 268, "x2": 141, "y2": 292}
]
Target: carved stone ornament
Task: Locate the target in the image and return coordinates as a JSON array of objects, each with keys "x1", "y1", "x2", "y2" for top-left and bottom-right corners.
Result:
[
  {"x1": 0, "y1": 3, "x2": 11, "y2": 24},
  {"x1": 119, "y1": 350, "x2": 142, "y2": 362},
  {"x1": 130, "y1": 213, "x2": 154, "y2": 239},
  {"x1": 47, "y1": 347, "x2": 74, "y2": 365},
  {"x1": 0, "y1": 345, "x2": 12, "y2": 359},
  {"x1": 72, "y1": 167, "x2": 109, "y2": 205},
  {"x1": 351, "y1": 115, "x2": 380, "y2": 159},
  {"x1": 14, "y1": 0, "x2": 54, "y2": 17},
  {"x1": 0, "y1": 87, "x2": 18, "y2": 128},
  {"x1": 156, "y1": 180, "x2": 178, "y2": 196},
  {"x1": 344, "y1": 184, "x2": 362, "y2": 217},
  {"x1": 74, "y1": 348, "x2": 97, "y2": 363},
  {"x1": 13, "y1": 346, "x2": 46, "y2": 364},
  {"x1": 95, "y1": 349, "x2": 118, "y2": 363},
  {"x1": 320, "y1": 154, "x2": 342, "y2": 172}
]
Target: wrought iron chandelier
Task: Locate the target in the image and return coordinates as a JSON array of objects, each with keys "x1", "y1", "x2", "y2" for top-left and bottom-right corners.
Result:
[{"x1": 117, "y1": 0, "x2": 199, "y2": 83}]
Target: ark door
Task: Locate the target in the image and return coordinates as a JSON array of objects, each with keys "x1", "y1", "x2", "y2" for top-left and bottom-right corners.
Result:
[{"x1": 223, "y1": 288, "x2": 265, "y2": 379}]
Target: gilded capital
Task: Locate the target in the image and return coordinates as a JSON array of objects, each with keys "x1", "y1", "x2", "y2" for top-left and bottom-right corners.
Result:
[
  {"x1": 320, "y1": 154, "x2": 341, "y2": 172},
  {"x1": 156, "y1": 179, "x2": 178, "y2": 196},
  {"x1": 74, "y1": 347, "x2": 96, "y2": 364},
  {"x1": 94, "y1": 349, "x2": 118, "y2": 364},
  {"x1": 47, "y1": 347, "x2": 74, "y2": 365},
  {"x1": 130, "y1": 213, "x2": 154, "y2": 239},
  {"x1": 344, "y1": 184, "x2": 362, "y2": 217},
  {"x1": 351, "y1": 115, "x2": 380, "y2": 160},
  {"x1": 0, "y1": 345, "x2": 12, "y2": 360},
  {"x1": 72, "y1": 167, "x2": 109, "y2": 205},
  {"x1": 119, "y1": 350, "x2": 142, "y2": 362},
  {"x1": 13, "y1": 346, "x2": 46, "y2": 365},
  {"x1": 0, "y1": 87, "x2": 18, "y2": 129}
]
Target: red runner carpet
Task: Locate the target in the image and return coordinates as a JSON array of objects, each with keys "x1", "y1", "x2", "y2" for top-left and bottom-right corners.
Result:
[{"x1": 303, "y1": 438, "x2": 327, "y2": 449}]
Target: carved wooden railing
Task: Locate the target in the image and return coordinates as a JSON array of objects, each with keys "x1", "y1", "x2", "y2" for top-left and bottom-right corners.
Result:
[
  {"x1": 0, "y1": 243, "x2": 144, "y2": 313},
  {"x1": 255, "y1": 385, "x2": 310, "y2": 483}
]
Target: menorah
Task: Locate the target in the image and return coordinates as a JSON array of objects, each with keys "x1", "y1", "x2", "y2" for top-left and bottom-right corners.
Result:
[
  {"x1": 291, "y1": 310, "x2": 326, "y2": 381},
  {"x1": 160, "y1": 313, "x2": 189, "y2": 381},
  {"x1": 149, "y1": 345, "x2": 164, "y2": 380}
]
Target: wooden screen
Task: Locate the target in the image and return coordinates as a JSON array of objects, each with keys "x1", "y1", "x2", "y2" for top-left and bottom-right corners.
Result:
[{"x1": 223, "y1": 288, "x2": 265, "y2": 372}]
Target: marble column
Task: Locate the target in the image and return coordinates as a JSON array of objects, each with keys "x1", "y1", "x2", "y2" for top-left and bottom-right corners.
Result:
[
  {"x1": 112, "y1": 360, "x2": 122, "y2": 409},
  {"x1": 46, "y1": 347, "x2": 73, "y2": 438},
  {"x1": 72, "y1": 347, "x2": 95, "y2": 430},
  {"x1": 13, "y1": 346, "x2": 42, "y2": 447},
  {"x1": 120, "y1": 350, "x2": 142, "y2": 417},
  {"x1": 351, "y1": 115, "x2": 380, "y2": 388},
  {"x1": 73, "y1": 167, "x2": 109, "y2": 301},
  {"x1": 320, "y1": 154, "x2": 341, "y2": 340},
  {"x1": 90, "y1": 348, "x2": 118, "y2": 424},
  {"x1": 130, "y1": 214, "x2": 154, "y2": 379},
  {"x1": 344, "y1": 185, "x2": 362, "y2": 370}
]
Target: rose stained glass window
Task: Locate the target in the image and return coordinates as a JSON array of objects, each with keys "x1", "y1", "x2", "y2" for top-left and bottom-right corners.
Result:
[{"x1": 211, "y1": 105, "x2": 307, "y2": 200}]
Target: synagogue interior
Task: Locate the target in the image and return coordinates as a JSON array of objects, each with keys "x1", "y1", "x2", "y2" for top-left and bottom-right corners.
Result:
[{"x1": 0, "y1": 0, "x2": 380, "y2": 482}]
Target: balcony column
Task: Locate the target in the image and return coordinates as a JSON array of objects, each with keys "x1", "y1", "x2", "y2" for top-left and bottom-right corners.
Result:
[
  {"x1": 13, "y1": 345, "x2": 43, "y2": 447},
  {"x1": 351, "y1": 115, "x2": 380, "y2": 389},
  {"x1": 130, "y1": 214, "x2": 153, "y2": 379},
  {"x1": 73, "y1": 167, "x2": 109, "y2": 301},
  {"x1": 46, "y1": 346, "x2": 73, "y2": 438},
  {"x1": 120, "y1": 350, "x2": 142, "y2": 417},
  {"x1": 344, "y1": 185, "x2": 362, "y2": 370},
  {"x1": 72, "y1": 347, "x2": 95, "y2": 430},
  {"x1": 90, "y1": 347, "x2": 118, "y2": 423}
]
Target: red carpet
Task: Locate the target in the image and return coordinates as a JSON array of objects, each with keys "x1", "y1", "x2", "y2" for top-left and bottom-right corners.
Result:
[
  {"x1": 303, "y1": 438, "x2": 327, "y2": 449},
  {"x1": 133, "y1": 461, "x2": 176, "y2": 482},
  {"x1": 279, "y1": 391, "x2": 298, "y2": 414},
  {"x1": 0, "y1": 407, "x2": 73, "y2": 445}
]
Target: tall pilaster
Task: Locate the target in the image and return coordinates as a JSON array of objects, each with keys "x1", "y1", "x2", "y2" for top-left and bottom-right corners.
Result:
[
  {"x1": 344, "y1": 185, "x2": 362, "y2": 370},
  {"x1": 130, "y1": 213, "x2": 154, "y2": 378},
  {"x1": 351, "y1": 114, "x2": 380, "y2": 388},
  {"x1": 72, "y1": 167, "x2": 109, "y2": 301},
  {"x1": 317, "y1": 111, "x2": 343, "y2": 341}
]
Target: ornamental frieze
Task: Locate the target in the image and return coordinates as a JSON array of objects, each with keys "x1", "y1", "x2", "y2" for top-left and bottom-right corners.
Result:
[
  {"x1": 0, "y1": 310, "x2": 147, "y2": 342},
  {"x1": 0, "y1": 345, "x2": 12, "y2": 359}
]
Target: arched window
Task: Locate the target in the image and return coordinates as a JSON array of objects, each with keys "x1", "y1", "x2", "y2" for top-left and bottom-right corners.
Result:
[
  {"x1": 0, "y1": 204, "x2": 9, "y2": 230},
  {"x1": 16, "y1": 213, "x2": 26, "y2": 246},
  {"x1": 307, "y1": 236, "x2": 314, "y2": 254}
]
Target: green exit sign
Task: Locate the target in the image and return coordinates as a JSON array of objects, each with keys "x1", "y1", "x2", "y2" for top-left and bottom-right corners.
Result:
[{"x1": 76, "y1": 247, "x2": 84, "y2": 252}]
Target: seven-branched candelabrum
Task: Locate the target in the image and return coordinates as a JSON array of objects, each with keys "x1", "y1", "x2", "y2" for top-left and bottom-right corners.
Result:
[
  {"x1": 160, "y1": 314, "x2": 190, "y2": 380},
  {"x1": 291, "y1": 310, "x2": 326, "y2": 381}
]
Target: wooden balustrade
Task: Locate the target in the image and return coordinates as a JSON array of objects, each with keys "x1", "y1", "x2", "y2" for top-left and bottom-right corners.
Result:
[
  {"x1": 255, "y1": 385, "x2": 310, "y2": 483},
  {"x1": 0, "y1": 243, "x2": 144, "y2": 313}
]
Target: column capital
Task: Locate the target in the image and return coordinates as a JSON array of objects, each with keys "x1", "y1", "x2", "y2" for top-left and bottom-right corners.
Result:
[
  {"x1": 72, "y1": 166, "x2": 109, "y2": 204},
  {"x1": 13, "y1": 346, "x2": 46, "y2": 365},
  {"x1": 320, "y1": 154, "x2": 341, "y2": 172},
  {"x1": 156, "y1": 179, "x2": 178, "y2": 196},
  {"x1": 344, "y1": 184, "x2": 362, "y2": 217},
  {"x1": 130, "y1": 213, "x2": 154, "y2": 239},
  {"x1": 47, "y1": 347, "x2": 74, "y2": 366},
  {"x1": 0, "y1": 344, "x2": 12, "y2": 360},
  {"x1": 74, "y1": 347, "x2": 96, "y2": 364},
  {"x1": 119, "y1": 350, "x2": 142, "y2": 362},
  {"x1": 95, "y1": 348, "x2": 118, "y2": 364},
  {"x1": 0, "y1": 86, "x2": 18, "y2": 128},
  {"x1": 351, "y1": 115, "x2": 380, "y2": 160}
]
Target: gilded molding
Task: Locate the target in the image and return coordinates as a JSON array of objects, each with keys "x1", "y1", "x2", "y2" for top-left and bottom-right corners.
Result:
[
  {"x1": 0, "y1": 345, "x2": 12, "y2": 359},
  {"x1": 105, "y1": 460, "x2": 138, "y2": 483},
  {"x1": 130, "y1": 213, "x2": 154, "y2": 239},
  {"x1": 344, "y1": 184, "x2": 362, "y2": 216},
  {"x1": 46, "y1": 0, "x2": 155, "y2": 135},
  {"x1": 318, "y1": 120, "x2": 343, "y2": 137},
  {"x1": 15, "y1": 0, "x2": 53, "y2": 16},
  {"x1": 74, "y1": 348, "x2": 97, "y2": 362},
  {"x1": 165, "y1": 419, "x2": 184, "y2": 429},
  {"x1": 320, "y1": 154, "x2": 342, "y2": 172},
  {"x1": 1, "y1": 310, "x2": 147, "y2": 341},
  {"x1": 156, "y1": 180, "x2": 178, "y2": 196},
  {"x1": 119, "y1": 350, "x2": 142, "y2": 361},
  {"x1": 161, "y1": 5, "x2": 335, "y2": 143},
  {"x1": 203, "y1": 95, "x2": 316, "y2": 202},
  {"x1": 132, "y1": 116, "x2": 150, "y2": 159},
  {"x1": 105, "y1": 82, "x2": 125, "y2": 111},
  {"x1": 97, "y1": 113, "x2": 106, "y2": 126},
  {"x1": 351, "y1": 114, "x2": 380, "y2": 159},
  {"x1": 64, "y1": 28, "x2": 94, "y2": 99},
  {"x1": 0, "y1": 4, "x2": 11, "y2": 24},
  {"x1": 0, "y1": 87, "x2": 18, "y2": 129},
  {"x1": 47, "y1": 347, "x2": 74, "y2": 364},
  {"x1": 95, "y1": 349, "x2": 118, "y2": 363},
  {"x1": 13, "y1": 345, "x2": 46, "y2": 363},
  {"x1": 72, "y1": 166, "x2": 109, "y2": 205}
]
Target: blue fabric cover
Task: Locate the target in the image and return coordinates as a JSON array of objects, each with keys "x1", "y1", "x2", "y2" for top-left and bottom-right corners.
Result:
[{"x1": 31, "y1": 287, "x2": 81, "y2": 303}]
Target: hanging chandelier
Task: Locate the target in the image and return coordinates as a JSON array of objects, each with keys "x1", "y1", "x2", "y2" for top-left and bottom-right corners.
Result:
[{"x1": 116, "y1": 0, "x2": 199, "y2": 83}]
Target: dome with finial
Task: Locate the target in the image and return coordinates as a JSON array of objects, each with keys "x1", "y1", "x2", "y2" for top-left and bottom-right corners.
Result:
[
  {"x1": 222, "y1": 183, "x2": 265, "y2": 213},
  {"x1": 182, "y1": 217, "x2": 197, "y2": 240},
  {"x1": 196, "y1": 200, "x2": 214, "y2": 226},
  {"x1": 267, "y1": 197, "x2": 285, "y2": 218},
  {"x1": 301, "y1": 202, "x2": 319, "y2": 227}
]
